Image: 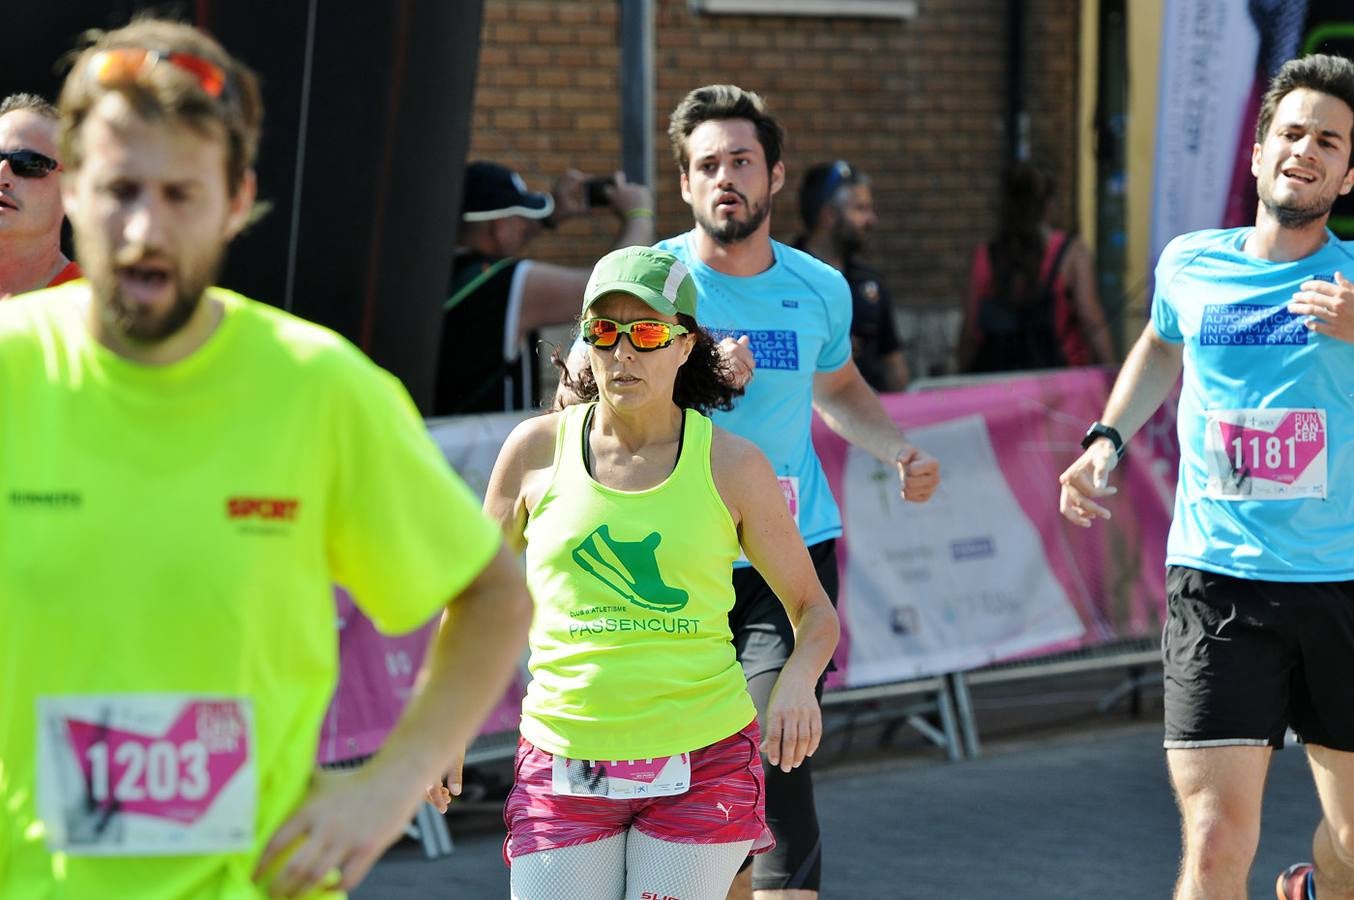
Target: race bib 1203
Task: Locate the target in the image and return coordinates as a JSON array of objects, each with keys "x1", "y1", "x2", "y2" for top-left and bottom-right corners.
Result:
[{"x1": 36, "y1": 694, "x2": 256, "y2": 856}]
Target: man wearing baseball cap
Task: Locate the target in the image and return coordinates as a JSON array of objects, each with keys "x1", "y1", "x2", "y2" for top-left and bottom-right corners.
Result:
[
  {"x1": 433, "y1": 161, "x2": 654, "y2": 415},
  {"x1": 796, "y1": 160, "x2": 909, "y2": 393}
]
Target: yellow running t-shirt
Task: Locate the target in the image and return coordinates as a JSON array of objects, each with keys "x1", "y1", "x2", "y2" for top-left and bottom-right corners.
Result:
[{"x1": 0, "y1": 285, "x2": 501, "y2": 898}]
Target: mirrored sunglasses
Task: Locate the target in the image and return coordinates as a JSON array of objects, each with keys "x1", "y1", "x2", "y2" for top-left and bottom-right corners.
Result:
[
  {"x1": 88, "y1": 48, "x2": 231, "y2": 100},
  {"x1": 581, "y1": 317, "x2": 690, "y2": 352}
]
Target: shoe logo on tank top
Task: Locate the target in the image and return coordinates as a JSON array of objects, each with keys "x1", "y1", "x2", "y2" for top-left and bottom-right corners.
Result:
[{"x1": 571, "y1": 525, "x2": 689, "y2": 612}]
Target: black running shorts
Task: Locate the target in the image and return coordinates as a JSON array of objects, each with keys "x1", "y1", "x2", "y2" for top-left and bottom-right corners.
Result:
[
  {"x1": 1163, "y1": 565, "x2": 1354, "y2": 751},
  {"x1": 730, "y1": 539, "x2": 839, "y2": 679}
]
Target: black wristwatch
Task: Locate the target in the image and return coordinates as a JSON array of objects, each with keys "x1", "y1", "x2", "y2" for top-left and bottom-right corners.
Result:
[{"x1": 1081, "y1": 422, "x2": 1125, "y2": 459}]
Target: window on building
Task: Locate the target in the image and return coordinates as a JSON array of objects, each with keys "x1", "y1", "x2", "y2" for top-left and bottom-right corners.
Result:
[{"x1": 689, "y1": 0, "x2": 917, "y2": 19}]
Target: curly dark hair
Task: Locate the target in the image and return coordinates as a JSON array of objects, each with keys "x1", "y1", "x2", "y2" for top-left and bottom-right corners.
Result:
[{"x1": 553, "y1": 314, "x2": 744, "y2": 415}]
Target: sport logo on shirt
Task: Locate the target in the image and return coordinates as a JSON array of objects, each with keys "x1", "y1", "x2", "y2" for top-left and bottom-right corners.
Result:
[
  {"x1": 571, "y1": 525, "x2": 689, "y2": 612},
  {"x1": 226, "y1": 497, "x2": 300, "y2": 521}
]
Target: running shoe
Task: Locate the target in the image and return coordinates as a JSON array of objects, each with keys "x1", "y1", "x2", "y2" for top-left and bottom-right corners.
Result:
[{"x1": 1276, "y1": 863, "x2": 1315, "y2": 900}]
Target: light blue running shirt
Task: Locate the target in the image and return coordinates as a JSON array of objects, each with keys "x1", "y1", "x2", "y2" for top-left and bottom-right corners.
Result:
[
  {"x1": 1151, "y1": 227, "x2": 1354, "y2": 581},
  {"x1": 655, "y1": 231, "x2": 853, "y2": 557}
]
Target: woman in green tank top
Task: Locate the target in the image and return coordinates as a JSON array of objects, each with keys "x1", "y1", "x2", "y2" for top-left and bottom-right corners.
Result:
[{"x1": 434, "y1": 247, "x2": 839, "y2": 900}]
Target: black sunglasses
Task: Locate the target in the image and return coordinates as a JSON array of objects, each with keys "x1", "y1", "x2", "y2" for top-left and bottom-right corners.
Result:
[{"x1": 0, "y1": 149, "x2": 60, "y2": 179}]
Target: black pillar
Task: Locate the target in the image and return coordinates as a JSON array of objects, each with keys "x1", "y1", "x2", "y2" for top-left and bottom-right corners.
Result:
[{"x1": 5, "y1": 1, "x2": 485, "y2": 412}]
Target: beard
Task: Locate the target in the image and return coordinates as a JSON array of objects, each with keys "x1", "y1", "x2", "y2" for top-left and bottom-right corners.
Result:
[
  {"x1": 831, "y1": 218, "x2": 867, "y2": 258},
  {"x1": 1259, "y1": 175, "x2": 1342, "y2": 230},
  {"x1": 79, "y1": 236, "x2": 225, "y2": 343},
  {"x1": 693, "y1": 189, "x2": 772, "y2": 245}
]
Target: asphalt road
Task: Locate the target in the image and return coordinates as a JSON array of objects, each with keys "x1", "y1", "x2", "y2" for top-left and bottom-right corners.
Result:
[{"x1": 354, "y1": 720, "x2": 1319, "y2": 899}]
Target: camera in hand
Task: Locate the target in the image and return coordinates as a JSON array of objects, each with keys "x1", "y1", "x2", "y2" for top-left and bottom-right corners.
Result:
[{"x1": 586, "y1": 177, "x2": 615, "y2": 208}]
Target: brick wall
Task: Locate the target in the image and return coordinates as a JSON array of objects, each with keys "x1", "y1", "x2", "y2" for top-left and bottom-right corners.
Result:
[{"x1": 468, "y1": 0, "x2": 1081, "y2": 370}]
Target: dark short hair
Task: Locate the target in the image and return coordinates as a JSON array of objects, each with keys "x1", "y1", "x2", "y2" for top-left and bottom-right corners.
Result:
[
  {"x1": 58, "y1": 17, "x2": 263, "y2": 193},
  {"x1": 1255, "y1": 53, "x2": 1354, "y2": 165},
  {"x1": 553, "y1": 314, "x2": 743, "y2": 415},
  {"x1": 668, "y1": 84, "x2": 785, "y2": 173},
  {"x1": 0, "y1": 93, "x2": 58, "y2": 120}
]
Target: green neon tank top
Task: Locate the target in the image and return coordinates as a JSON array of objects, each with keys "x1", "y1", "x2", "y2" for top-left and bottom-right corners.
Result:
[{"x1": 520, "y1": 402, "x2": 755, "y2": 759}]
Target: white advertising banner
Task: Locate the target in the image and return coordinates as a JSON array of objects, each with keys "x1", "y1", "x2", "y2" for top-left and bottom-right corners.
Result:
[{"x1": 840, "y1": 415, "x2": 1086, "y2": 687}]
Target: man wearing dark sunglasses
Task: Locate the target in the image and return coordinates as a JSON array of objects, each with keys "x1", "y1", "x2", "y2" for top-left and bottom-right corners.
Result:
[
  {"x1": 0, "y1": 94, "x2": 79, "y2": 299},
  {"x1": 0, "y1": 18, "x2": 530, "y2": 900}
]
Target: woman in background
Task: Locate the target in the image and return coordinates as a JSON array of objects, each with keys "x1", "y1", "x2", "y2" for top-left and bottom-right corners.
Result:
[{"x1": 959, "y1": 161, "x2": 1115, "y2": 373}]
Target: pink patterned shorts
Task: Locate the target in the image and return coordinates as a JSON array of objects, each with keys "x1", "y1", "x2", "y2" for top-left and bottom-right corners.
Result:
[{"x1": 503, "y1": 719, "x2": 774, "y2": 863}]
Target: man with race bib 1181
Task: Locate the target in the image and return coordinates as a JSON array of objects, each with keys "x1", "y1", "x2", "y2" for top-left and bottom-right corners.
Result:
[{"x1": 1058, "y1": 53, "x2": 1354, "y2": 900}]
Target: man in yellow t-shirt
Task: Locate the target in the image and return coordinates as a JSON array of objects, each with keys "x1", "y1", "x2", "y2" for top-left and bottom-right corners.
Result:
[{"x1": 0, "y1": 18, "x2": 532, "y2": 899}]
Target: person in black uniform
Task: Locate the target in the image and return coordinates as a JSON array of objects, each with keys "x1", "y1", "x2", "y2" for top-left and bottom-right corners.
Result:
[{"x1": 796, "y1": 160, "x2": 909, "y2": 393}]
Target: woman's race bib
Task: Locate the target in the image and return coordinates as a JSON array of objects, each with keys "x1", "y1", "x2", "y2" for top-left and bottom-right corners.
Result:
[
  {"x1": 550, "y1": 753, "x2": 691, "y2": 800},
  {"x1": 1203, "y1": 408, "x2": 1327, "y2": 500},
  {"x1": 35, "y1": 694, "x2": 256, "y2": 855}
]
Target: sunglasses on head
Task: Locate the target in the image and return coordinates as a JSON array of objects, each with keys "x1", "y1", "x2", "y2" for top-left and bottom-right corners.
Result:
[
  {"x1": 819, "y1": 160, "x2": 855, "y2": 204},
  {"x1": 581, "y1": 317, "x2": 690, "y2": 352},
  {"x1": 88, "y1": 48, "x2": 231, "y2": 101},
  {"x1": 0, "y1": 149, "x2": 59, "y2": 179}
]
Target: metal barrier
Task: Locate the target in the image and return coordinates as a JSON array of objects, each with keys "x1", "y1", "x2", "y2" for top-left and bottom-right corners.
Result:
[
  {"x1": 461, "y1": 638, "x2": 1163, "y2": 770},
  {"x1": 949, "y1": 637, "x2": 1161, "y2": 758}
]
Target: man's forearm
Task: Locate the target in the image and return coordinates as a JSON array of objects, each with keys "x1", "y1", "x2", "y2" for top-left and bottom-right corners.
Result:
[
  {"x1": 613, "y1": 213, "x2": 654, "y2": 250},
  {"x1": 1099, "y1": 328, "x2": 1184, "y2": 443},
  {"x1": 814, "y1": 368, "x2": 908, "y2": 464}
]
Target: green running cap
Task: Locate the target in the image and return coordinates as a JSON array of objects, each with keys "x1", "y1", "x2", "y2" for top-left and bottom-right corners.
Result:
[{"x1": 582, "y1": 246, "x2": 697, "y2": 318}]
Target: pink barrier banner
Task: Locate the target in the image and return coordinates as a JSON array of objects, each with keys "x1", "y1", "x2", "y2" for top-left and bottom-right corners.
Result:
[
  {"x1": 316, "y1": 589, "x2": 526, "y2": 766},
  {"x1": 318, "y1": 369, "x2": 1181, "y2": 760},
  {"x1": 318, "y1": 412, "x2": 529, "y2": 765},
  {"x1": 817, "y1": 367, "x2": 1179, "y2": 688}
]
